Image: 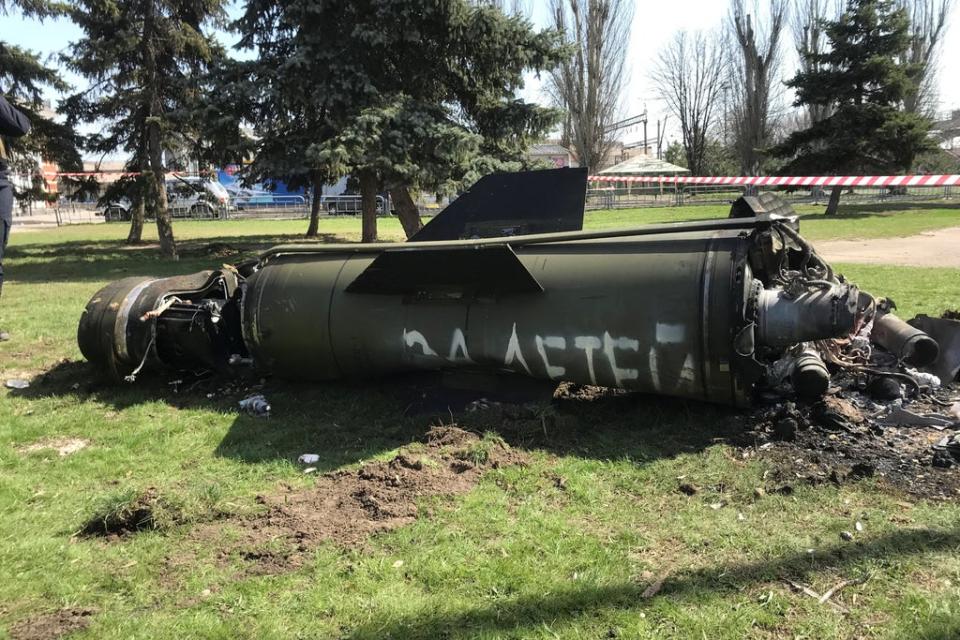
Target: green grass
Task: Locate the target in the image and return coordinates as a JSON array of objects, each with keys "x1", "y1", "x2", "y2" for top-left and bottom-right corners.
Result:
[
  {"x1": 2, "y1": 209, "x2": 960, "y2": 638},
  {"x1": 582, "y1": 201, "x2": 960, "y2": 242}
]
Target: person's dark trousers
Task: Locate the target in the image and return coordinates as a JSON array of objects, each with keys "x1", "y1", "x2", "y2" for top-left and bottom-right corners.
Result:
[{"x1": 0, "y1": 183, "x2": 11, "y2": 299}]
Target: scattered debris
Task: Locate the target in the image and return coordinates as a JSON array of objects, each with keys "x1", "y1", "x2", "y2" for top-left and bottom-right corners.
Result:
[
  {"x1": 909, "y1": 314, "x2": 960, "y2": 382},
  {"x1": 782, "y1": 579, "x2": 850, "y2": 612},
  {"x1": 5, "y1": 378, "x2": 30, "y2": 390},
  {"x1": 7, "y1": 608, "x2": 95, "y2": 640},
  {"x1": 840, "y1": 530, "x2": 854, "y2": 541},
  {"x1": 876, "y1": 407, "x2": 954, "y2": 430},
  {"x1": 238, "y1": 394, "x2": 271, "y2": 417},
  {"x1": 819, "y1": 575, "x2": 870, "y2": 605},
  {"x1": 17, "y1": 437, "x2": 89, "y2": 457},
  {"x1": 866, "y1": 376, "x2": 901, "y2": 401},
  {"x1": 906, "y1": 368, "x2": 941, "y2": 390},
  {"x1": 297, "y1": 453, "x2": 320, "y2": 464}
]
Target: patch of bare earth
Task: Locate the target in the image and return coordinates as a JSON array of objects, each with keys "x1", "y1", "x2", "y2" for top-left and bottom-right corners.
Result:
[
  {"x1": 204, "y1": 425, "x2": 527, "y2": 574},
  {"x1": 17, "y1": 437, "x2": 89, "y2": 457},
  {"x1": 7, "y1": 608, "x2": 95, "y2": 640},
  {"x1": 816, "y1": 226, "x2": 960, "y2": 267}
]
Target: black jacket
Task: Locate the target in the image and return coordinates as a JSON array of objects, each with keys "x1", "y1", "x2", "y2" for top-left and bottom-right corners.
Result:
[{"x1": 0, "y1": 95, "x2": 32, "y2": 184}]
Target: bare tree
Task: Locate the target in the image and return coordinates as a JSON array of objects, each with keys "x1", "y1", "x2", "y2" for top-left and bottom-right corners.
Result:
[
  {"x1": 791, "y1": 0, "x2": 841, "y2": 126},
  {"x1": 478, "y1": 0, "x2": 529, "y2": 14},
  {"x1": 726, "y1": 0, "x2": 788, "y2": 175},
  {"x1": 651, "y1": 31, "x2": 727, "y2": 176},
  {"x1": 546, "y1": 0, "x2": 632, "y2": 172},
  {"x1": 897, "y1": 0, "x2": 953, "y2": 116}
]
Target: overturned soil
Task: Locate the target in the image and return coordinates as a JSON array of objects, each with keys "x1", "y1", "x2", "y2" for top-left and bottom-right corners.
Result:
[
  {"x1": 7, "y1": 608, "x2": 95, "y2": 640},
  {"x1": 816, "y1": 226, "x2": 960, "y2": 267},
  {"x1": 208, "y1": 425, "x2": 527, "y2": 573}
]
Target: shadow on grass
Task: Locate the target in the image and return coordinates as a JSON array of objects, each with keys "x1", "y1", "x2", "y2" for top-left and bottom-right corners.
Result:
[
  {"x1": 342, "y1": 526, "x2": 960, "y2": 639},
  {"x1": 5, "y1": 232, "x2": 345, "y2": 283},
  {"x1": 14, "y1": 359, "x2": 741, "y2": 474}
]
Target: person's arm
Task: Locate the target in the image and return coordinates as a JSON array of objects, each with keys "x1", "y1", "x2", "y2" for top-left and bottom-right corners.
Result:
[{"x1": 0, "y1": 95, "x2": 31, "y2": 137}]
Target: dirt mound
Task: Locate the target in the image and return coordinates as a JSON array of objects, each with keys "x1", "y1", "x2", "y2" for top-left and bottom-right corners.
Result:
[
  {"x1": 219, "y1": 426, "x2": 526, "y2": 573},
  {"x1": 80, "y1": 488, "x2": 183, "y2": 538},
  {"x1": 7, "y1": 608, "x2": 95, "y2": 640}
]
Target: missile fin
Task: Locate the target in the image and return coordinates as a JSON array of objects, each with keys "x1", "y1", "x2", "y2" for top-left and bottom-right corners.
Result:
[
  {"x1": 409, "y1": 167, "x2": 587, "y2": 241},
  {"x1": 345, "y1": 245, "x2": 544, "y2": 296}
]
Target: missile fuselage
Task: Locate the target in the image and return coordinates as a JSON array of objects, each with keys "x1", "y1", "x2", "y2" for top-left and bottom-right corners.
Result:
[{"x1": 78, "y1": 215, "x2": 862, "y2": 407}]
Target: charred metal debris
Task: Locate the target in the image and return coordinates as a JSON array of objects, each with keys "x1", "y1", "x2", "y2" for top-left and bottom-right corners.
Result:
[{"x1": 78, "y1": 169, "x2": 960, "y2": 463}]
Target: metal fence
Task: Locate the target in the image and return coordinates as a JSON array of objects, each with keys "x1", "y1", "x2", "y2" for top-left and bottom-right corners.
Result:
[
  {"x1": 586, "y1": 183, "x2": 960, "y2": 210},
  {"x1": 16, "y1": 183, "x2": 959, "y2": 228}
]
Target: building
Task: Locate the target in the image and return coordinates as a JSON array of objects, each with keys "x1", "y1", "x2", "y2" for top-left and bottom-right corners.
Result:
[
  {"x1": 596, "y1": 153, "x2": 690, "y2": 179},
  {"x1": 933, "y1": 109, "x2": 960, "y2": 152},
  {"x1": 526, "y1": 143, "x2": 577, "y2": 169}
]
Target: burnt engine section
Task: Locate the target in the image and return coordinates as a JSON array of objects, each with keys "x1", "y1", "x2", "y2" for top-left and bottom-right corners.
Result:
[
  {"x1": 78, "y1": 270, "x2": 248, "y2": 381},
  {"x1": 76, "y1": 172, "x2": 941, "y2": 408}
]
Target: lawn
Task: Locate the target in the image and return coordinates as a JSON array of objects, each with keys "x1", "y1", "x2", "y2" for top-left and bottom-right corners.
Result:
[{"x1": 1, "y1": 207, "x2": 960, "y2": 639}]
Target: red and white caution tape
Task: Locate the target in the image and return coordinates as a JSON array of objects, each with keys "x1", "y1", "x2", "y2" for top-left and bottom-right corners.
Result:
[{"x1": 587, "y1": 174, "x2": 960, "y2": 187}]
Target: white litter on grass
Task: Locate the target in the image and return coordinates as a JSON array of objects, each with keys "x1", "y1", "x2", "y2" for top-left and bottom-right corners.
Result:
[
  {"x1": 298, "y1": 454, "x2": 320, "y2": 464},
  {"x1": 5, "y1": 379, "x2": 30, "y2": 390}
]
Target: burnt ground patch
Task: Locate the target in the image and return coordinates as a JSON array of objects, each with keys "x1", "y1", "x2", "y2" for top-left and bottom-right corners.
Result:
[{"x1": 734, "y1": 388, "x2": 960, "y2": 500}]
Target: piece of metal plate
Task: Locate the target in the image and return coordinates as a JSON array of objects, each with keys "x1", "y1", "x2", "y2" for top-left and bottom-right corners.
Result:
[{"x1": 345, "y1": 245, "x2": 544, "y2": 296}]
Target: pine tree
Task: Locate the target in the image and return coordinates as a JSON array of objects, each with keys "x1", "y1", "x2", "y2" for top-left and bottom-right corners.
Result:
[
  {"x1": 233, "y1": 0, "x2": 565, "y2": 241},
  {"x1": 0, "y1": 1, "x2": 82, "y2": 198},
  {"x1": 772, "y1": 0, "x2": 934, "y2": 214},
  {"x1": 61, "y1": 0, "x2": 228, "y2": 256}
]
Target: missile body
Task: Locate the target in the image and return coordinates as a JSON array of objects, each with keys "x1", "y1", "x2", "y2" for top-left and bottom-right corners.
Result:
[{"x1": 78, "y1": 215, "x2": 862, "y2": 407}]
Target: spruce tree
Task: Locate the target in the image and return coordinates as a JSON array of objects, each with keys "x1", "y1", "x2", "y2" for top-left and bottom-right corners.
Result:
[
  {"x1": 61, "y1": 0, "x2": 228, "y2": 256},
  {"x1": 0, "y1": 1, "x2": 82, "y2": 197},
  {"x1": 773, "y1": 0, "x2": 934, "y2": 214},
  {"x1": 234, "y1": 0, "x2": 565, "y2": 241}
]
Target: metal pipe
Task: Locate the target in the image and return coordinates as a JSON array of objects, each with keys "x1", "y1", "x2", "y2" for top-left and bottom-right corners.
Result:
[{"x1": 871, "y1": 312, "x2": 939, "y2": 367}]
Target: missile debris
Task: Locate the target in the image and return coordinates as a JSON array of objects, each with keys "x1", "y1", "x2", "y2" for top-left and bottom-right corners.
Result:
[{"x1": 77, "y1": 169, "x2": 942, "y2": 408}]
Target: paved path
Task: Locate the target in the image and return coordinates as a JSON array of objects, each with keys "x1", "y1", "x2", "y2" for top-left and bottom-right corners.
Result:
[{"x1": 816, "y1": 227, "x2": 960, "y2": 268}]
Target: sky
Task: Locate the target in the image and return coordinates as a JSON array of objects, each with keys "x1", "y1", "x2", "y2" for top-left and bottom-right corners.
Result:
[{"x1": 2, "y1": 0, "x2": 959, "y2": 151}]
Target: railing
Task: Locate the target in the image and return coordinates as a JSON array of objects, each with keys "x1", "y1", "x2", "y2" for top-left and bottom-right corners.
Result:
[{"x1": 586, "y1": 183, "x2": 960, "y2": 211}]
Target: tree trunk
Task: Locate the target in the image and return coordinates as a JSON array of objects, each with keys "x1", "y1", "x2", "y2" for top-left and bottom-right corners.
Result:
[
  {"x1": 126, "y1": 180, "x2": 145, "y2": 245},
  {"x1": 360, "y1": 169, "x2": 378, "y2": 243},
  {"x1": 149, "y1": 140, "x2": 176, "y2": 259},
  {"x1": 142, "y1": 0, "x2": 176, "y2": 259},
  {"x1": 825, "y1": 185, "x2": 842, "y2": 216},
  {"x1": 306, "y1": 173, "x2": 323, "y2": 238},
  {"x1": 389, "y1": 186, "x2": 422, "y2": 239}
]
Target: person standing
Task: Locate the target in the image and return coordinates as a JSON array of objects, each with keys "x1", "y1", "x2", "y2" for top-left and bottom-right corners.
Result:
[{"x1": 0, "y1": 93, "x2": 32, "y2": 342}]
